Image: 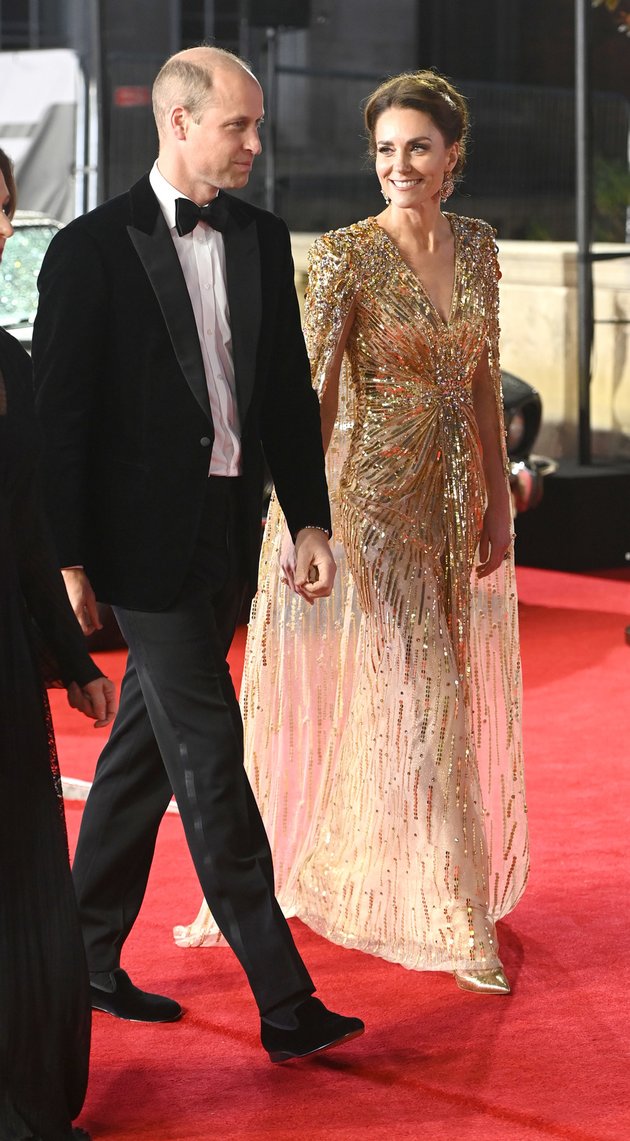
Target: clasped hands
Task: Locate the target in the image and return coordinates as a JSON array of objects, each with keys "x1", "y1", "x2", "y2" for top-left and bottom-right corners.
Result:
[{"x1": 280, "y1": 526, "x2": 336, "y2": 605}]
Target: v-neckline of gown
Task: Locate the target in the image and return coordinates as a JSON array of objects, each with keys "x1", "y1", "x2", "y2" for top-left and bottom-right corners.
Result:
[{"x1": 370, "y1": 213, "x2": 460, "y2": 328}]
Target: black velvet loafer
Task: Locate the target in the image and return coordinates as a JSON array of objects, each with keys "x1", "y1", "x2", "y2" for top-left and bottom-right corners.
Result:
[
  {"x1": 90, "y1": 968, "x2": 183, "y2": 1022},
  {"x1": 261, "y1": 996, "x2": 364, "y2": 1063}
]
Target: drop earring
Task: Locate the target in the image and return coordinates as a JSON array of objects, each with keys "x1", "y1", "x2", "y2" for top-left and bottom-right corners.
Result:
[
  {"x1": 380, "y1": 186, "x2": 390, "y2": 205},
  {"x1": 440, "y1": 172, "x2": 455, "y2": 203}
]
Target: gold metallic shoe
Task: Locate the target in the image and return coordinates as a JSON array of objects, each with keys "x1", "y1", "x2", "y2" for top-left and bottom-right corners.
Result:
[{"x1": 454, "y1": 967, "x2": 511, "y2": 994}]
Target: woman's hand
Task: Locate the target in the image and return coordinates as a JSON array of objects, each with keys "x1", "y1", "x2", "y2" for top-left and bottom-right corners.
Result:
[
  {"x1": 67, "y1": 677, "x2": 118, "y2": 728},
  {"x1": 280, "y1": 525, "x2": 298, "y2": 593},
  {"x1": 471, "y1": 347, "x2": 515, "y2": 579},
  {"x1": 477, "y1": 497, "x2": 513, "y2": 579}
]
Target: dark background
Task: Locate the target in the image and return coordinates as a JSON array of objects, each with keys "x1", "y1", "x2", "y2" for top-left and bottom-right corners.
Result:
[{"x1": 1, "y1": 0, "x2": 628, "y2": 240}]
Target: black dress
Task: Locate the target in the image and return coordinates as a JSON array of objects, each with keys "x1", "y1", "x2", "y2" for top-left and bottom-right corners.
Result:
[{"x1": 0, "y1": 328, "x2": 101, "y2": 1141}]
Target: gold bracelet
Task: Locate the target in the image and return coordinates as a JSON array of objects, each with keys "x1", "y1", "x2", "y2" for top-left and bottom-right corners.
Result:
[{"x1": 298, "y1": 524, "x2": 331, "y2": 538}]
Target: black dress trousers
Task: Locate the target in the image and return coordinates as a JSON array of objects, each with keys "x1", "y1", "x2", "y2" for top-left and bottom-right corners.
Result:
[{"x1": 72, "y1": 476, "x2": 314, "y2": 1015}]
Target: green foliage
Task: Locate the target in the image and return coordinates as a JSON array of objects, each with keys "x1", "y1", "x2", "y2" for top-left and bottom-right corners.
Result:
[
  {"x1": 593, "y1": 155, "x2": 630, "y2": 241},
  {"x1": 519, "y1": 218, "x2": 554, "y2": 241},
  {"x1": 591, "y1": 0, "x2": 630, "y2": 35}
]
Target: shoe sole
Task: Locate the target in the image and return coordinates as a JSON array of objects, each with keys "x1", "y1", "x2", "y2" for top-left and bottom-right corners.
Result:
[
  {"x1": 267, "y1": 1025, "x2": 365, "y2": 1064},
  {"x1": 455, "y1": 983, "x2": 511, "y2": 994},
  {"x1": 91, "y1": 1001, "x2": 183, "y2": 1023}
]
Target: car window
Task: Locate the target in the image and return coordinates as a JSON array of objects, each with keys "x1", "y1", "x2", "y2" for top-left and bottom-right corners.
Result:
[{"x1": 0, "y1": 224, "x2": 59, "y2": 328}]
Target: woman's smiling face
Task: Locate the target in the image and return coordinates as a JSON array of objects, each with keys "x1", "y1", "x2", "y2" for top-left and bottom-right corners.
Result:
[{"x1": 374, "y1": 106, "x2": 459, "y2": 208}]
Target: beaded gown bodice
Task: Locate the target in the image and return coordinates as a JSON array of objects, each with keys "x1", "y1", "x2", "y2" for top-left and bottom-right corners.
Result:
[{"x1": 314, "y1": 217, "x2": 496, "y2": 681}]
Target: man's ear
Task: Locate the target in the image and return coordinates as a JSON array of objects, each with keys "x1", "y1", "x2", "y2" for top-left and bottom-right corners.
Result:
[{"x1": 170, "y1": 106, "x2": 188, "y2": 141}]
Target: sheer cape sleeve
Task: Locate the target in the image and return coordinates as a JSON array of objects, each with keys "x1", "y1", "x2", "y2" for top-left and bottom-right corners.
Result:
[
  {"x1": 468, "y1": 222, "x2": 529, "y2": 916},
  {"x1": 483, "y1": 224, "x2": 511, "y2": 476}
]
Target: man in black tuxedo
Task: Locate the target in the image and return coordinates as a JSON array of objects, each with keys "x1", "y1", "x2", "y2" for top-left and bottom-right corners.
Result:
[{"x1": 33, "y1": 45, "x2": 363, "y2": 1063}]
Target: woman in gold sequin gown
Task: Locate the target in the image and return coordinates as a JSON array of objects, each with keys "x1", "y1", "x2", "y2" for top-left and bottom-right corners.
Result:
[{"x1": 174, "y1": 72, "x2": 529, "y2": 991}]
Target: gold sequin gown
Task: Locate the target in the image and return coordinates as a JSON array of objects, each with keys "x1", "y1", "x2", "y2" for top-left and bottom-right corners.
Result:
[{"x1": 174, "y1": 215, "x2": 529, "y2": 972}]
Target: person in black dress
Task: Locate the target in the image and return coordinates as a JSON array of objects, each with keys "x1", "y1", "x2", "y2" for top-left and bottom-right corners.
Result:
[{"x1": 0, "y1": 148, "x2": 117, "y2": 1141}]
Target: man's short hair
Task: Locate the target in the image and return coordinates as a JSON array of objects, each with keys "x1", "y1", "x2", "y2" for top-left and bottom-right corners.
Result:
[{"x1": 152, "y1": 46, "x2": 254, "y2": 135}]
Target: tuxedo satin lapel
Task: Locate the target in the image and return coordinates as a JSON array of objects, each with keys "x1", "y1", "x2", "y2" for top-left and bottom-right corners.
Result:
[
  {"x1": 127, "y1": 207, "x2": 212, "y2": 424},
  {"x1": 223, "y1": 213, "x2": 260, "y2": 427}
]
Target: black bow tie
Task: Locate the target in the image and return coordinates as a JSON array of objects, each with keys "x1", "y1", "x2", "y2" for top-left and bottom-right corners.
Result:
[{"x1": 174, "y1": 195, "x2": 229, "y2": 236}]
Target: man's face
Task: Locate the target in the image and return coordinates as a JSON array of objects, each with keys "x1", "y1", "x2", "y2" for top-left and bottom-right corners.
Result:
[{"x1": 178, "y1": 66, "x2": 264, "y2": 197}]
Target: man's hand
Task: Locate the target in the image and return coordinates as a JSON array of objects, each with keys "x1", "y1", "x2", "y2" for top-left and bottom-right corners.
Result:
[
  {"x1": 67, "y1": 677, "x2": 118, "y2": 728},
  {"x1": 62, "y1": 567, "x2": 102, "y2": 635},
  {"x1": 292, "y1": 527, "x2": 336, "y2": 604}
]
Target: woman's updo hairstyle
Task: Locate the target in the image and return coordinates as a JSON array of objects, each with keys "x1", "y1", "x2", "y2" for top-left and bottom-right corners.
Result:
[{"x1": 364, "y1": 70, "x2": 469, "y2": 181}]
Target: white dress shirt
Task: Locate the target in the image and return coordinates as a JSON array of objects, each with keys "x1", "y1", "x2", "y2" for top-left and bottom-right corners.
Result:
[{"x1": 149, "y1": 162, "x2": 241, "y2": 476}]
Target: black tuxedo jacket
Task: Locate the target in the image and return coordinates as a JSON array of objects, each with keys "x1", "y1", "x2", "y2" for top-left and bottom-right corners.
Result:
[{"x1": 32, "y1": 176, "x2": 330, "y2": 610}]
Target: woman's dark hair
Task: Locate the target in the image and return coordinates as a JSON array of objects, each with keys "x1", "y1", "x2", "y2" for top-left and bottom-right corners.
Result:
[
  {"x1": 0, "y1": 148, "x2": 17, "y2": 219},
  {"x1": 364, "y1": 71, "x2": 469, "y2": 179}
]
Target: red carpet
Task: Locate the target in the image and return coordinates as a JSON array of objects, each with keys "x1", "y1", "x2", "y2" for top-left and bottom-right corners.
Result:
[{"x1": 50, "y1": 569, "x2": 630, "y2": 1141}]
